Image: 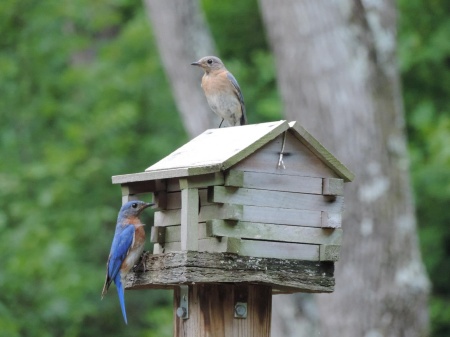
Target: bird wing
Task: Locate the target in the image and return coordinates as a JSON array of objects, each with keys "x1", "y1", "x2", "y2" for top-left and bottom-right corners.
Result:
[
  {"x1": 226, "y1": 72, "x2": 247, "y2": 125},
  {"x1": 107, "y1": 225, "x2": 135, "y2": 281}
]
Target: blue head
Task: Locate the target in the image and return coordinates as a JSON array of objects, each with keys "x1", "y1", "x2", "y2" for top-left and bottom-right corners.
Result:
[{"x1": 118, "y1": 200, "x2": 153, "y2": 222}]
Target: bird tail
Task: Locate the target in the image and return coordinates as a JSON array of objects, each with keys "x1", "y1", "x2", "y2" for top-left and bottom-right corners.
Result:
[{"x1": 115, "y1": 275, "x2": 128, "y2": 324}]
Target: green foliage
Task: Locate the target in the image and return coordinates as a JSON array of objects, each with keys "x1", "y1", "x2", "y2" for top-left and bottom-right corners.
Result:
[
  {"x1": 202, "y1": 0, "x2": 267, "y2": 62},
  {"x1": 398, "y1": 0, "x2": 450, "y2": 335},
  {"x1": 0, "y1": 1, "x2": 180, "y2": 335}
]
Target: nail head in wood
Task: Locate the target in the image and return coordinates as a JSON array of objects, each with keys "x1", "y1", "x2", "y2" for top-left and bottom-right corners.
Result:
[{"x1": 234, "y1": 302, "x2": 247, "y2": 318}]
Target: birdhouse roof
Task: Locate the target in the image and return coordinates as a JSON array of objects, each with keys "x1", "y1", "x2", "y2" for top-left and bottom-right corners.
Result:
[{"x1": 112, "y1": 120, "x2": 354, "y2": 184}]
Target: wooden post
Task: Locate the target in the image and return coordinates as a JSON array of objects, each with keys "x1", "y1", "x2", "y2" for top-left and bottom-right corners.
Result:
[
  {"x1": 180, "y1": 186, "x2": 199, "y2": 251},
  {"x1": 174, "y1": 284, "x2": 272, "y2": 337}
]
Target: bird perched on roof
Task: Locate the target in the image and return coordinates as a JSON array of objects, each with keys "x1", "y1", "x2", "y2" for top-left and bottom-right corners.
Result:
[
  {"x1": 191, "y1": 56, "x2": 247, "y2": 127},
  {"x1": 101, "y1": 200, "x2": 153, "y2": 324}
]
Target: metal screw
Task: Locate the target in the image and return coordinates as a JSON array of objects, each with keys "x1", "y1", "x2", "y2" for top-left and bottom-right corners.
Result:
[
  {"x1": 176, "y1": 307, "x2": 187, "y2": 318},
  {"x1": 234, "y1": 302, "x2": 247, "y2": 318}
]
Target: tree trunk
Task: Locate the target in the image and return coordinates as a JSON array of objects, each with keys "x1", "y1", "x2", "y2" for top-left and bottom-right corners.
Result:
[
  {"x1": 258, "y1": 0, "x2": 430, "y2": 336},
  {"x1": 144, "y1": 0, "x2": 217, "y2": 137}
]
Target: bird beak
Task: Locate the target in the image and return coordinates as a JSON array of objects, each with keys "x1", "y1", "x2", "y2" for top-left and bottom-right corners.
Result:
[
  {"x1": 191, "y1": 61, "x2": 201, "y2": 67},
  {"x1": 143, "y1": 202, "x2": 154, "y2": 209}
]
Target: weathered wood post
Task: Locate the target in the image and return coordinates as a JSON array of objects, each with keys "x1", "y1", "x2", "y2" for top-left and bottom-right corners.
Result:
[{"x1": 112, "y1": 121, "x2": 354, "y2": 336}]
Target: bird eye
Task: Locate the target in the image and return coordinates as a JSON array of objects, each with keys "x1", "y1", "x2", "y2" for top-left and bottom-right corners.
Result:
[
  {"x1": 132, "y1": 203, "x2": 138, "y2": 208},
  {"x1": 207, "y1": 59, "x2": 213, "y2": 65}
]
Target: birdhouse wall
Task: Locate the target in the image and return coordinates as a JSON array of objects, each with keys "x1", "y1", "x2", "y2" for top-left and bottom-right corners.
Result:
[
  {"x1": 232, "y1": 131, "x2": 340, "y2": 178},
  {"x1": 150, "y1": 131, "x2": 344, "y2": 262}
]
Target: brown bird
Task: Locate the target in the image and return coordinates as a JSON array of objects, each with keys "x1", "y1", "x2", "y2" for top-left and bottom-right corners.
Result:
[{"x1": 191, "y1": 56, "x2": 247, "y2": 127}]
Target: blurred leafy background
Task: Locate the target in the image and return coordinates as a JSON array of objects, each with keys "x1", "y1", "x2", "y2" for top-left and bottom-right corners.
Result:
[{"x1": 0, "y1": 0, "x2": 448, "y2": 336}]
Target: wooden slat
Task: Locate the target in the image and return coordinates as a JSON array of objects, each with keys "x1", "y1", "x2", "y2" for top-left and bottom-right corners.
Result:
[
  {"x1": 164, "y1": 237, "x2": 231, "y2": 253},
  {"x1": 181, "y1": 188, "x2": 199, "y2": 251},
  {"x1": 225, "y1": 170, "x2": 323, "y2": 194},
  {"x1": 241, "y1": 205, "x2": 322, "y2": 227},
  {"x1": 121, "y1": 181, "x2": 158, "y2": 195},
  {"x1": 320, "y1": 244, "x2": 341, "y2": 261},
  {"x1": 322, "y1": 178, "x2": 344, "y2": 196},
  {"x1": 153, "y1": 243, "x2": 164, "y2": 254},
  {"x1": 153, "y1": 223, "x2": 210, "y2": 243},
  {"x1": 321, "y1": 211, "x2": 342, "y2": 228},
  {"x1": 179, "y1": 172, "x2": 224, "y2": 189},
  {"x1": 112, "y1": 169, "x2": 190, "y2": 184},
  {"x1": 164, "y1": 189, "x2": 211, "y2": 210},
  {"x1": 154, "y1": 204, "x2": 243, "y2": 227},
  {"x1": 289, "y1": 121, "x2": 355, "y2": 182},
  {"x1": 166, "y1": 178, "x2": 180, "y2": 192},
  {"x1": 150, "y1": 226, "x2": 166, "y2": 244},
  {"x1": 210, "y1": 186, "x2": 344, "y2": 212},
  {"x1": 228, "y1": 239, "x2": 320, "y2": 261},
  {"x1": 152, "y1": 190, "x2": 167, "y2": 210},
  {"x1": 206, "y1": 219, "x2": 342, "y2": 245}
]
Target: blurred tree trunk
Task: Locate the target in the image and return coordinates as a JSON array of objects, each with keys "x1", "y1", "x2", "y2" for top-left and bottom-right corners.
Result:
[
  {"x1": 143, "y1": 0, "x2": 217, "y2": 137},
  {"x1": 259, "y1": 0, "x2": 430, "y2": 336}
]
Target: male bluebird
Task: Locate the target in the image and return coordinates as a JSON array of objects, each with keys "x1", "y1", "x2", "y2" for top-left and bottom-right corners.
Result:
[
  {"x1": 191, "y1": 56, "x2": 247, "y2": 127},
  {"x1": 101, "y1": 200, "x2": 153, "y2": 324}
]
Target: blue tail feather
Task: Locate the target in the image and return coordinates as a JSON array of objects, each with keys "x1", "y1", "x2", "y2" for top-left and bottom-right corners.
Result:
[{"x1": 115, "y1": 275, "x2": 128, "y2": 324}]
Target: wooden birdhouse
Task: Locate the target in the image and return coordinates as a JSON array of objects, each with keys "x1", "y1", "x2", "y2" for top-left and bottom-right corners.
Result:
[{"x1": 112, "y1": 120, "x2": 353, "y2": 335}]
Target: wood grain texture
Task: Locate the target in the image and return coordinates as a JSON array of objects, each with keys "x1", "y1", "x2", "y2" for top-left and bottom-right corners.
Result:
[
  {"x1": 322, "y1": 177, "x2": 344, "y2": 196},
  {"x1": 289, "y1": 121, "x2": 355, "y2": 182},
  {"x1": 228, "y1": 239, "x2": 320, "y2": 261},
  {"x1": 174, "y1": 284, "x2": 272, "y2": 337},
  {"x1": 232, "y1": 131, "x2": 340, "y2": 179},
  {"x1": 225, "y1": 170, "x2": 323, "y2": 194},
  {"x1": 210, "y1": 186, "x2": 344, "y2": 212},
  {"x1": 154, "y1": 204, "x2": 243, "y2": 227},
  {"x1": 166, "y1": 178, "x2": 180, "y2": 192},
  {"x1": 151, "y1": 223, "x2": 209, "y2": 243},
  {"x1": 112, "y1": 169, "x2": 188, "y2": 184},
  {"x1": 150, "y1": 226, "x2": 166, "y2": 244},
  {"x1": 319, "y1": 244, "x2": 341, "y2": 261},
  {"x1": 164, "y1": 188, "x2": 211, "y2": 210},
  {"x1": 206, "y1": 219, "x2": 342, "y2": 245},
  {"x1": 163, "y1": 237, "x2": 231, "y2": 253},
  {"x1": 181, "y1": 188, "x2": 199, "y2": 251},
  {"x1": 321, "y1": 211, "x2": 342, "y2": 228},
  {"x1": 126, "y1": 251, "x2": 335, "y2": 293},
  {"x1": 179, "y1": 172, "x2": 224, "y2": 189},
  {"x1": 121, "y1": 181, "x2": 159, "y2": 195},
  {"x1": 241, "y1": 205, "x2": 323, "y2": 227},
  {"x1": 152, "y1": 190, "x2": 167, "y2": 210}
]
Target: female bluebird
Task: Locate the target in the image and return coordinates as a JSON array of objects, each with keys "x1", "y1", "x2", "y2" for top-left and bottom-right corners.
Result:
[
  {"x1": 101, "y1": 200, "x2": 153, "y2": 324},
  {"x1": 191, "y1": 56, "x2": 247, "y2": 127}
]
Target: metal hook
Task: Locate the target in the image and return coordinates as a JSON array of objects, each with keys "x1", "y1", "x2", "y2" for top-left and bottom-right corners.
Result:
[{"x1": 277, "y1": 131, "x2": 287, "y2": 169}]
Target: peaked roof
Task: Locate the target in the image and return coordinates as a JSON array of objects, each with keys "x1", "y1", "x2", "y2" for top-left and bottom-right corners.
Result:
[{"x1": 112, "y1": 120, "x2": 354, "y2": 184}]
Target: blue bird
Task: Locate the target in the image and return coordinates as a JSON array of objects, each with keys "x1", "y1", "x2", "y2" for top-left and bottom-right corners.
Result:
[{"x1": 102, "y1": 200, "x2": 153, "y2": 324}]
